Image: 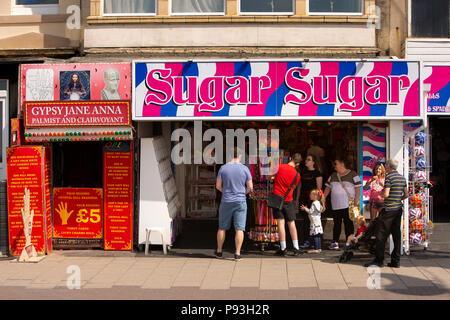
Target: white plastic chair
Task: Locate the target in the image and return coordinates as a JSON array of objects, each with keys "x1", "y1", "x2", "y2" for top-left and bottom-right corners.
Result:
[{"x1": 145, "y1": 227, "x2": 167, "y2": 255}]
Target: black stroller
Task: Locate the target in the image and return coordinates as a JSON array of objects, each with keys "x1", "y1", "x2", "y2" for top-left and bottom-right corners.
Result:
[{"x1": 339, "y1": 217, "x2": 379, "y2": 263}]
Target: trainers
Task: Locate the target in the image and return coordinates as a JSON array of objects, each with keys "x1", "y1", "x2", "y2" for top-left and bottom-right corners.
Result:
[
  {"x1": 300, "y1": 240, "x2": 310, "y2": 249},
  {"x1": 214, "y1": 250, "x2": 223, "y2": 258},
  {"x1": 275, "y1": 249, "x2": 287, "y2": 256},
  {"x1": 328, "y1": 242, "x2": 339, "y2": 250},
  {"x1": 234, "y1": 254, "x2": 242, "y2": 261},
  {"x1": 387, "y1": 262, "x2": 400, "y2": 268},
  {"x1": 292, "y1": 248, "x2": 304, "y2": 256},
  {"x1": 364, "y1": 260, "x2": 383, "y2": 268}
]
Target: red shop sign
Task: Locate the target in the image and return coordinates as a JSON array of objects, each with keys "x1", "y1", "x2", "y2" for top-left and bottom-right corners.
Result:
[
  {"x1": 7, "y1": 146, "x2": 52, "y2": 256},
  {"x1": 24, "y1": 100, "x2": 131, "y2": 127}
]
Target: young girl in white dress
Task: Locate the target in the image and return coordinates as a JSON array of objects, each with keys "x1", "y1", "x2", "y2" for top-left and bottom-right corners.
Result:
[{"x1": 300, "y1": 189, "x2": 325, "y2": 253}]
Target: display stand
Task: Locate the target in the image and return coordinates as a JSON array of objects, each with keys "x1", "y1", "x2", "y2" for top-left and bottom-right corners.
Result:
[
  {"x1": 138, "y1": 137, "x2": 181, "y2": 250},
  {"x1": 404, "y1": 129, "x2": 434, "y2": 255},
  {"x1": 247, "y1": 150, "x2": 281, "y2": 251},
  {"x1": 187, "y1": 164, "x2": 217, "y2": 218}
]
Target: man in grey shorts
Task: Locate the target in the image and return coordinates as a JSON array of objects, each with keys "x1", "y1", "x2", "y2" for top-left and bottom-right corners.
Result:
[{"x1": 215, "y1": 147, "x2": 253, "y2": 261}]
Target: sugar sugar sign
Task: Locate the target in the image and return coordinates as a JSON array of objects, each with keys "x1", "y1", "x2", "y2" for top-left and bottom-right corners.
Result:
[{"x1": 134, "y1": 61, "x2": 420, "y2": 119}]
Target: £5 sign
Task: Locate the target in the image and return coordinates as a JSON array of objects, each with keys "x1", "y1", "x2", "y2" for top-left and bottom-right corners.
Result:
[
  {"x1": 53, "y1": 188, "x2": 103, "y2": 239},
  {"x1": 133, "y1": 60, "x2": 421, "y2": 120}
]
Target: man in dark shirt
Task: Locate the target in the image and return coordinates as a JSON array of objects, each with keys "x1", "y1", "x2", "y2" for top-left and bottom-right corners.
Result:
[{"x1": 365, "y1": 159, "x2": 408, "y2": 268}]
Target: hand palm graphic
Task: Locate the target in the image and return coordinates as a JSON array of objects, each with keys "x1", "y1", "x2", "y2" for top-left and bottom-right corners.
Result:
[{"x1": 56, "y1": 202, "x2": 73, "y2": 225}]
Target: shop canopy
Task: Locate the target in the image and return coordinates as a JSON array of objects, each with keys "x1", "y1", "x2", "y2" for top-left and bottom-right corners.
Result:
[{"x1": 24, "y1": 126, "x2": 133, "y2": 143}]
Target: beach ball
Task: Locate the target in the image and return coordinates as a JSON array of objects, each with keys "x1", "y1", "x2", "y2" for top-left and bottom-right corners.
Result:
[
  {"x1": 409, "y1": 194, "x2": 423, "y2": 208},
  {"x1": 415, "y1": 132, "x2": 426, "y2": 146},
  {"x1": 415, "y1": 171, "x2": 427, "y2": 182},
  {"x1": 410, "y1": 219, "x2": 424, "y2": 231},
  {"x1": 409, "y1": 208, "x2": 422, "y2": 220},
  {"x1": 410, "y1": 232, "x2": 423, "y2": 245},
  {"x1": 415, "y1": 157, "x2": 427, "y2": 170},
  {"x1": 414, "y1": 146, "x2": 425, "y2": 158}
]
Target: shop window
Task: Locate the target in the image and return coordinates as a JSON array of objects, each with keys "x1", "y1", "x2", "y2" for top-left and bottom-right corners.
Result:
[
  {"x1": 239, "y1": 0, "x2": 294, "y2": 15},
  {"x1": 52, "y1": 142, "x2": 103, "y2": 189},
  {"x1": 12, "y1": 0, "x2": 59, "y2": 15},
  {"x1": 308, "y1": 0, "x2": 363, "y2": 15},
  {"x1": 103, "y1": 0, "x2": 156, "y2": 16},
  {"x1": 171, "y1": 0, "x2": 225, "y2": 15},
  {"x1": 411, "y1": 0, "x2": 449, "y2": 38},
  {"x1": 0, "y1": 80, "x2": 7, "y2": 180}
]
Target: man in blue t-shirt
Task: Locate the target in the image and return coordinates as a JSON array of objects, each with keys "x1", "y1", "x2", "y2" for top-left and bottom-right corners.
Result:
[
  {"x1": 215, "y1": 147, "x2": 253, "y2": 261},
  {"x1": 365, "y1": 159, "x2": 408, "y2": 268}
]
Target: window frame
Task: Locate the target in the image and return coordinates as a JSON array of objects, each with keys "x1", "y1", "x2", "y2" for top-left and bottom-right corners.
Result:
[
  {"x1": 11, "y1": 0, "x2": 59, "y2": 15},
  {"x1": 169, "y1": 0, "x2": 226, "y2": 16},
  {"x1": 307, "y1": 0, "x2": 364, "y2": 16},
  {"x1": 101, "y1": 0, "x2": 157, "y2": 17},
  {"x1": 0, "y1": 80, "x2": 9, "y2": 180},
  {"x1": 238, "y1": 0, "x2": 295, "y2": 16}
]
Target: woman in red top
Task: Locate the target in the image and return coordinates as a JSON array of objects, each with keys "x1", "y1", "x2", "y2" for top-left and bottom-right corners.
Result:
[
  {"x1": 271, "y1": 153, "x2": 302, "y2": 256},
  {"x1": 363, "y1": 163, "x2": 385, "y2": 222}
]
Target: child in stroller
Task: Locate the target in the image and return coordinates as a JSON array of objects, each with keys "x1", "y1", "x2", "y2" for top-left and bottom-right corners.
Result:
[{"x1": 339, "y1": 215, "x2": 378, "y2": 263}]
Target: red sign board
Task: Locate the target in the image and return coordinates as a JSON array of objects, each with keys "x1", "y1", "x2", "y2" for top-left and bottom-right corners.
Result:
[
  {"x1": 7, "y1": 146, "x2": 51, "y2": 256},
  {"x1": 103, "y1": 141, "x2": 133, "y2": 251},
  {"x1": 53, "y1": 188, "x2": 103, "y2": 239},
  {"x1": 24, "y1": 100, "x2": 131, "y2": 127}
]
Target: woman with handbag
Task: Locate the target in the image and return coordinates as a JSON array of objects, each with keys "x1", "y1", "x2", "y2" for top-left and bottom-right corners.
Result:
[
  {"x1": 363, "y1": 163, "x2": 385, "y2": 222},
  {"x1": 269, "y1": 153, "x2": 302, "y2": 256},
  {"x1": 295, "y1": 154, "x2": 323, "y2": 249},
  {"x1": 324, "y1": 157, "x2": 362, "y2": 250}
]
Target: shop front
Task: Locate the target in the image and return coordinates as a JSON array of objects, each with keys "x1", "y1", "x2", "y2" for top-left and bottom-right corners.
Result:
[
  {"x1": 132, "y1": 60, "x2": 423, "y2": 251},
  {"x1": 7, "y1": 62, "x2": 135, "y2": 256}
]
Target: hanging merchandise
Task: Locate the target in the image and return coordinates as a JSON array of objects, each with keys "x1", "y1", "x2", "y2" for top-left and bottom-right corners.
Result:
[
  {"x1": 415, "y1": 157, "x2": 427, "y2": 170},
  {"x1": 415, "y1": 171, "x2": 427, "y2": 182},
  {"x1": 410, "y1": 232, "x2": 423, "y2": 245},
  {"x1": 415, "y1": 132, "x2": 426, "y2": 146},
  {"x1": 414, "y1": 146, "x2": 425, "y2": 158},
  {"x1": 247, "y1": 139, "x2": 283, "y2": 251}
]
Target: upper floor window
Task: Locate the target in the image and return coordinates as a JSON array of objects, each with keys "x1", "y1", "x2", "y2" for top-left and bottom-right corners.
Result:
[
  {"x1": 239, "y1": 0, "x2": 294, "y2": 15},
  {"x1": 103, "y1": 0, "x2": 156, "y2": 16},
  {"x1": 411, "y1": 0, "x2": 449, "y2": 38},
  {"x1": 308, "y1": 0, "x2": 363, "y2": 15},
  {"x1": 13, "y1": 0, "x2": 59, "y2": 15},
  {"x1": 171, "y1": 0, "x2": 225, "y2": 15}
]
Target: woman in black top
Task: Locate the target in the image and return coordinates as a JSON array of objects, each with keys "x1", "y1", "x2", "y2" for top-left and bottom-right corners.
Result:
[
  {"x1": 63, "y1": 72, "x2": 86, "y2": 100},
  {"x1": 295, "y1": 154, "x2": 323, "y2": 248}
]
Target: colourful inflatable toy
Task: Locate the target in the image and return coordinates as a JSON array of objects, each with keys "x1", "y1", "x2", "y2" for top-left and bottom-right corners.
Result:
[
  {"x1": 410, "y1": 219, "x2": 424, "y2": 231},
  {"x1": 409, "y1": 194, "x2": 423, "y2": 208},
  {"x1": 414, "y1": 146, "x2": 425, "y2": 157},
  {"x1": 409, "y1": 208, "x2": 422, "y2": 220},
  {"x1": 415, "y1": 157, "x2": 427, "y2": 170},
  {"x1": 415, "y1": 171, "x2": 427, "y2": 182}
]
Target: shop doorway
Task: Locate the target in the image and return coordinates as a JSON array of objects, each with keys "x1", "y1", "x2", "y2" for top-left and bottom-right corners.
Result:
[
  {"x1": 52, "y1": 142, "x2": 103, "y2": 188},
  {"x1": 175, "y1": 121, "x2": 360, "y2": 249},
  {"x1": 430, "y1": 118, "x2": 450, "y2": 222}
]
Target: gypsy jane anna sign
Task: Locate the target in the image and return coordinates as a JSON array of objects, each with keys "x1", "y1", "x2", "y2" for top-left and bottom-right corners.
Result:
[
  {"x1": 24, "y1": 101, "x2": 131, "y2": 127},
  {"x1": 133, "y1": 61, "x2": 421, "y2": 120}
]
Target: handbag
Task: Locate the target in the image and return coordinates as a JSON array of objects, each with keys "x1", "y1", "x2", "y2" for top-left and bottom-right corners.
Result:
[
  {"x1": 268, "y1": 172, "x2": 299, "y2": 210},
  {"x1": 337, "y1": 173, "x2": 361, "y2": 221}
]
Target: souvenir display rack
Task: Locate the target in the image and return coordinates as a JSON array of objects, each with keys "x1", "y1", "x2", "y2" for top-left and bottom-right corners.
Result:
[{"x1": 187, "y1": 164, "x2": 218, "y2": 218}]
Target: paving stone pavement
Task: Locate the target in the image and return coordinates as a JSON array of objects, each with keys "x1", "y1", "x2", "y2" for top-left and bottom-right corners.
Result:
[{"x1": 1, "y1": 247, "x2": 449, "y2": 300}]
